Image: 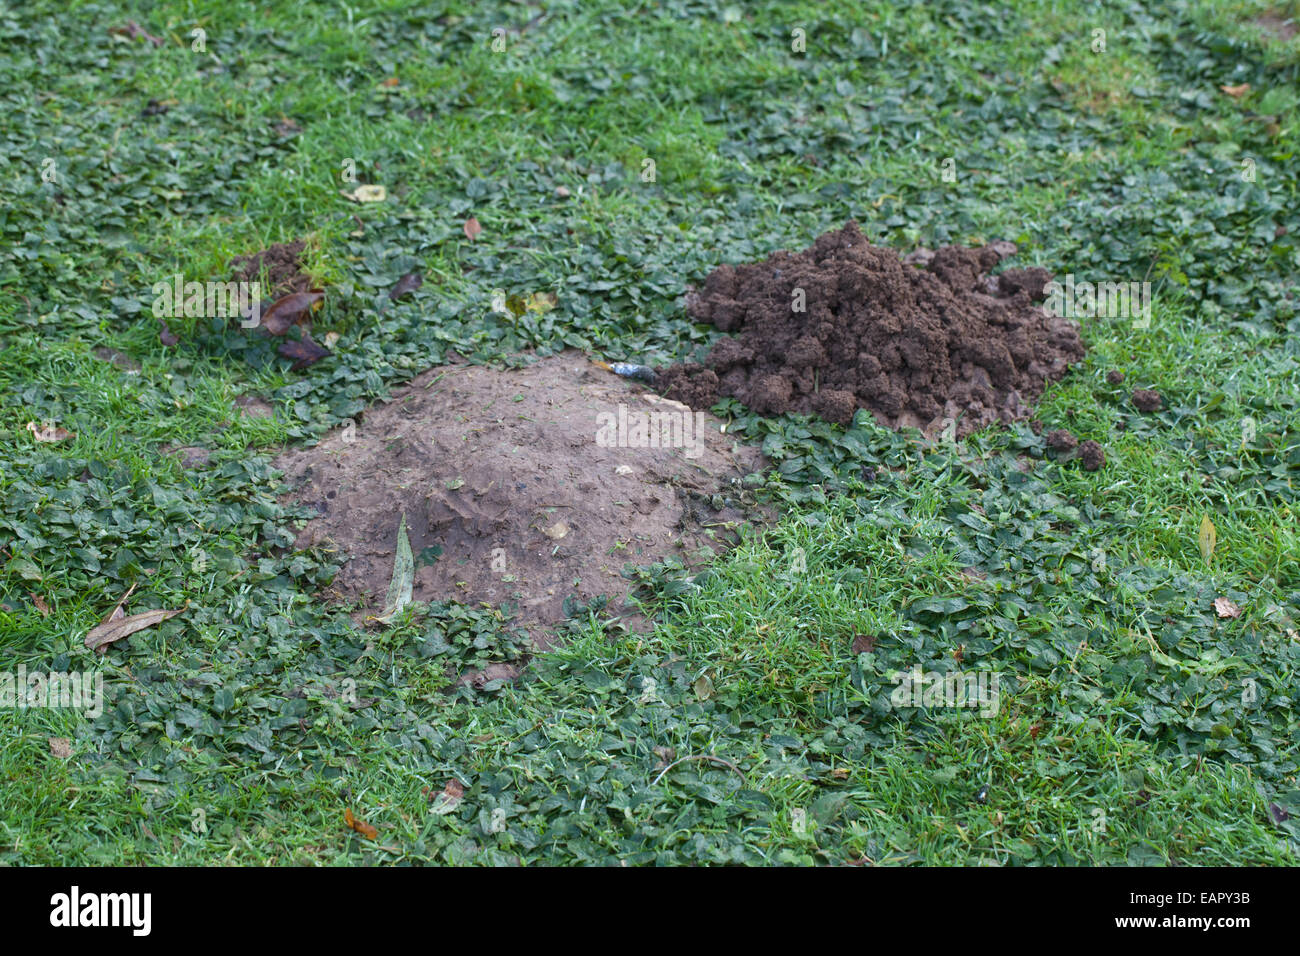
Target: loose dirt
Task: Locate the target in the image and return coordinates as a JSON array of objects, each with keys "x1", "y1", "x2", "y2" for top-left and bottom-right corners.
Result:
[
  {"x1": 276, "y1": 351, "x2": 764, "y2": 644},
  {"x1": 229, "y1": 241, "x2": 313, "y2": 298},
  {"x1": 657, "y1": 222, "x2": 1086, "y2": 435}
]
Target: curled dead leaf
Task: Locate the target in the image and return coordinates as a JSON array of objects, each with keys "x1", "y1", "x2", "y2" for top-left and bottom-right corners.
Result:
[
  {"x1": 344, "y1": 807, "x2": 378, "y2": 839},
  {"x1": 463, "y1": 216, "x2": 482, "y2": 241},
  {"x1": 278, "y1": 332, "x2": 331, "y2": 370},
  {"x1": 259, "y1": 290, "x2": 325, "y2": 336},
  {"x1": 1220, "y1": 83, "x2": 1251, "y2": 99},
  {"x1": 1198, "y1": 514, "x2": 1217, "y2": 565},
  {"x1": 1213, "y1": 597, "x2": 1242, "y2": 619}
]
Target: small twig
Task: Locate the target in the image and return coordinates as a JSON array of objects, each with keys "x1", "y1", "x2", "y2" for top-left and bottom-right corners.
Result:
[{"x1": 651, "y1": 754, "x2": 745, "y2": 786}]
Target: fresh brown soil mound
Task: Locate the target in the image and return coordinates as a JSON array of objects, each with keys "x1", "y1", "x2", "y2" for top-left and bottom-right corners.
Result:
[
  {"x1": 275, "y1": 351, "x2": 765, "y2": 644},
  {"x1": 229, "y1": 240, "x2": 313, "y2": 297},
  {"x1": 658, "y1": 222, "x2": 1086, "y2": 435}
]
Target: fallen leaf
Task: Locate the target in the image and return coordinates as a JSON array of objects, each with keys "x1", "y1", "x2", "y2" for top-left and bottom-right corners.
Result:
[
  {"x1": 375, "y1": 513, "x2": 413, "y2": 622},
  {"x1": 1213, "y1": 597, "x2": 1242, "y2": 619},
  {"x1": 543, "y1": 521, "x2": 568, "y2": 540},
  {"x1": 1220, "y1": 83, "x2": 1251, "y2": 98},
  {"x1": 30, "y1": 593, "x2": 50, "y2": 617},
  {"x1": 341, "y1": 184, "x2": 387, "y2": 203},
  {"x1": 85, "y1": 586, "x2": 183, "y2": 653},
  {"x1": 388, "y1": 271, "x2": 423, "y2": 301},
  {"x1": 1198, "y1": 514, "x2": 1217, "y2": 565},
  {"x1": 693, "y1": 674, "x2": 714, "y2": 700},
  {"x1": 344, "y1": 807, "x2": 378, "y2": 840},
  {"x1": 26, "y1": 421, "x2": 75, "y2": 443},
  {"x1": 48, "y1": 737, "x2": 72, "y2": 759},
  {"x1": 463, "y1": 216, "x2": 481, "y2": 241},
  {"x1": 379, "y1": 77, "x2": 400, "y2": 88},
  {"x1": 851, "y1": 633, "x2": 876, "y2": 654},
  {"x1": 278, "y1": 333, "x2": 331, "y2": 370},
  {"x1": 428, "y1": 779, "x2": 465, "y2": 815},
  {"x1": 259, "y1": 290, "x2": 325, "y2": 336},
  {"x1": 324, "y1": 331, "x2": 340, "y2": 348}
]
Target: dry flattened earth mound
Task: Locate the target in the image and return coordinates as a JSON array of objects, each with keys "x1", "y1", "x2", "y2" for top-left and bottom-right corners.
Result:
[
  {"x1": 658, "y1": 222, "x2": 1086, "y2": 435},
  {"x1": 276, "y1": 351, "x2": 764, "y2": 645}
]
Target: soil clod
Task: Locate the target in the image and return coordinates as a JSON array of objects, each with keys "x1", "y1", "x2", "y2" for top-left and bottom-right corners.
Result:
[
  {"x1": 1046, "y1": 429, "x2": 1079, "y2": 453},
  {"x1": 658, "y1": 222, "x2": 1086, "y2": 435},
  {"x1": 1079, "y1": 440, "x2": 1106, "y2": 471},
  {"x1": 1132, "y1": 389, "x2": 1163, "y2": 412}
]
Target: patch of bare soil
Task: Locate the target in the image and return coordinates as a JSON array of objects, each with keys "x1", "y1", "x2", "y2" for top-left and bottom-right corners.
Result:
[
  {"x1": 276, "y1": 351, "x2": 765, "y2": 644},
  {"x1": 657, "y1": 221, "x2": 1086, "y2": 436},
  {"x1": 1256, "y1": 10, "x2": 1298, "y2": 41}
]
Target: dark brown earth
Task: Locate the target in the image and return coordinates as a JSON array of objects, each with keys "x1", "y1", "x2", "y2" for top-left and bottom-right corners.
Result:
[
  {"x1": 1046, "y1": 429, "x2": 1078, "y2": 452},
  {"x1": 1256, "y1": 11, "x2": 1298, "y2": 41},
  {"x1": 657, "y1": 222, "x2": 1087, "y2": 435},
  {"x1": 229, "y1": 241, "x2": 313, "y2": 298},
  {"x1": 1132, "y1": 389, "x2": 1163, "y2": 412},
  {"x1": 1079, "y1": 440, "x2": 1105, "y2": 471},
  {"x1": 276, "y1": 351, "x2": 765, "y2": 645}
]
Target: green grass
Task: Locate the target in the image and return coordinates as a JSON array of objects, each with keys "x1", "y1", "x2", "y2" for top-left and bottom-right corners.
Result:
[{"x1": 1, "y1": 0, "x2": 1298, "y2": 864}]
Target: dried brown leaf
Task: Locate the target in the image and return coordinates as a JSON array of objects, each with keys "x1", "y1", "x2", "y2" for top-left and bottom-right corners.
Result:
[
  {"x1": 260, "y1": 290, "x2": 325, "y2": 336},
  {"x1": 278, "y1": 332, "x2": 331, "y2": 370},
  {"x1": 344, "y1": 807, "x2": 378, "y2": 839},
  {"x1": 1213, "y1": 596, "x2": 1242, "y2": 619},
  {"x1": 85, "y1": 593, "x2": 183, "y2": 653}
]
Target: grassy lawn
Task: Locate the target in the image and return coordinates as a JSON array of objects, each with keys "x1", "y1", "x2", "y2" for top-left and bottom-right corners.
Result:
[{"x1": 1, "y1": 0, "x2": 1298, "y2": 864}]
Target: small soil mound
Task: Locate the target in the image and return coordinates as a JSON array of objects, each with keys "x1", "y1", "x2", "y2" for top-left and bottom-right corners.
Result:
[
  {"x1": 276, "y1": 351, "x2": 765, "y2": 644},
  {"x1": 1132, "y1": 389, "x2": 1163, "y2": 412},
  {"x1": 657, "y1": 222, "x2": 1086, "y2": 435},
  {"x1": 1079, "y1": 440, "x2": 1105, "y2": 471},
  {"x1": 230, "y1": 241, "x2": 313, "y2": 297},
  {"x1": 1046, "y1": 429, "x2": 1079, "y2": 452}
]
